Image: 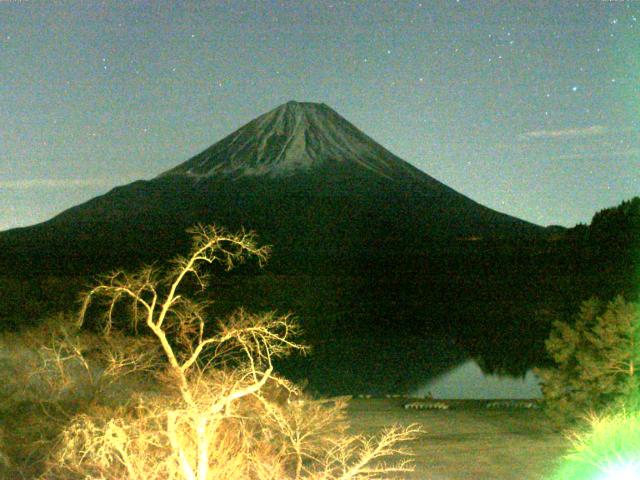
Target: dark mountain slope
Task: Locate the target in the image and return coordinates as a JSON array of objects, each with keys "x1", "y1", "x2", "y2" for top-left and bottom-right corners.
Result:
[
  {"x1": 0, "y1": 101, "x2": 569, "y2": 393},
  {"x1": 0, "y1": 101, "x2": 545, "y2": 275}
]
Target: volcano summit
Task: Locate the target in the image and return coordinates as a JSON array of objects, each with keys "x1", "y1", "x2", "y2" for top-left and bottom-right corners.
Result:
[
  {"x1": 0, "y1": 101, "x2": 544, "y2": 274},
  {"x1": 161, "y1": 101, "x2": 430, "y2": 182}
]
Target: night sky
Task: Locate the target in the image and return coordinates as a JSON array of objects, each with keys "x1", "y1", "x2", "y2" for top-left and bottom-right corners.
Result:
[{"x1": 1, "y1": 1, "x2": 638, "y2": 232}]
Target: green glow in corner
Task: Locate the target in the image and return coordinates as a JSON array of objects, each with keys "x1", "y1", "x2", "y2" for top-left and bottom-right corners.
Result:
[
  {"x1": 597, "y1": 461, "x2": 640, "y2": 480},
  {"x1": 548, "y1": 411, "x2": 640, "y2": 480}
]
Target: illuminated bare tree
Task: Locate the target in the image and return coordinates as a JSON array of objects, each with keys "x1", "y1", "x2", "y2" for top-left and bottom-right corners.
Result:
[{"x1": 41, "y1": 225, "x2": 420, "y2": 480}]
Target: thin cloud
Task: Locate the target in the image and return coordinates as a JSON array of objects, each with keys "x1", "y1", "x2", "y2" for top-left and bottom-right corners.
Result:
[
  {"x1": 551, "y1": 148, "x2": 640, "y2": 161},
  {"x1": 0, "y1": 176, "x2": 144, "y2": 190},
  {"x1": 518, "y1": 125, "x2": 609, "y2": 141}
]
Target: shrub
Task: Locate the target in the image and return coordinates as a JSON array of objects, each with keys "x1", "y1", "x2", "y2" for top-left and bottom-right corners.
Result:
[
  {"x1": 536, "y1": 296, "x2": 640, "y2": 427},
  {"x1": 0, "y1": 311, "x2": 164, "y2": 477}
]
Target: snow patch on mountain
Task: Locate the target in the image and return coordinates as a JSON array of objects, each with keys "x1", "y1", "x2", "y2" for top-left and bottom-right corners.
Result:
[{"x1": 159, "y1": 101, "x2": 423, "y2": 181}]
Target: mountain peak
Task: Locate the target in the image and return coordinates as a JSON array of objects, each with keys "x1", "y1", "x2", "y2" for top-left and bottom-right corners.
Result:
[
  {"x1": 279, "y1": 100, "x2": 331, "y2": 112},
  {"x1": 282, "y1": 100, "x2": 326, "y2": 108},
  {"x1": 159, "y1": 101, "x2": 424, "y2": 180}
]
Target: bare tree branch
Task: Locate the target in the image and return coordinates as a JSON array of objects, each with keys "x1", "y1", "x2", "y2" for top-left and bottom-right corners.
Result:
[{"x1": 37, "y1": 225, "x2": 421, "y2": 480}]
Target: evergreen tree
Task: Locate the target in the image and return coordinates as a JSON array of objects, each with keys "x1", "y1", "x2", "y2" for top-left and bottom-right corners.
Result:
[{"x1": 536, "y1": 296, "x2": 640, "y2": 427}]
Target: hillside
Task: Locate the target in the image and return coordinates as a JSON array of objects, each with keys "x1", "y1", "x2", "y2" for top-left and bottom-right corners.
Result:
[{"x1": 0, "y1": 101, "x2": 546, "y2": 276}]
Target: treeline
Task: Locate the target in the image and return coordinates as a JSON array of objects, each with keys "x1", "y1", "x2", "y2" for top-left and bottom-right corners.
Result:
[
  {"x1": 454, "y1": 197, "x2": 640, "y2": 375},
  {"x1": 566, "y1": 196, "x2": 639, "y2": 250},
  {"x1": 563, "y1": 196, "x2": 639, "y2": 298}
]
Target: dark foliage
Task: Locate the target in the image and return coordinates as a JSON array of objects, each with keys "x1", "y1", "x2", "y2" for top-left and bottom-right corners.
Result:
[{"x1": 537, "y1": 296, "x2": 640, "y2": 427}]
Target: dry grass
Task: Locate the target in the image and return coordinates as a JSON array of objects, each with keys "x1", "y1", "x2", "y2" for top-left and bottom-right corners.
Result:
[{"x1": 346, "y1": 399, "x2": 570, "y2": 480}]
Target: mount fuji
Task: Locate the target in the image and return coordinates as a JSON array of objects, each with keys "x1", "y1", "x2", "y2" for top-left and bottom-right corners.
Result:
[
  {"x1": 0, "y1": 101, "x2": 545, "y2": 275},
  {"x1": 0, "y1": 101, "x2": 560, "y2": 392}
]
